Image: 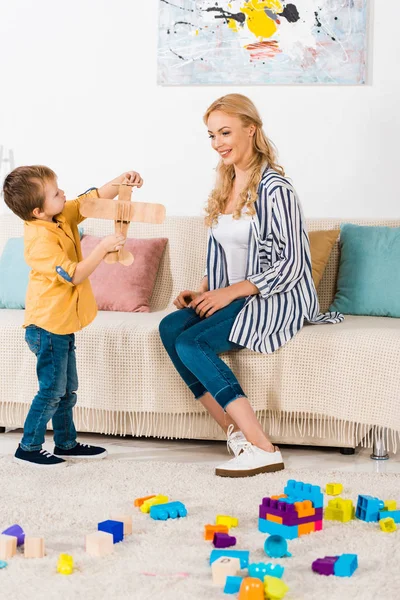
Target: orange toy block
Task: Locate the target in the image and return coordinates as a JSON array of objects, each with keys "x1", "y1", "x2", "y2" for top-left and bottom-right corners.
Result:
[
  {"x1": 204, "y1": 524, "x2": 229, "y2": 541},
  {"x1": 298, "y1": 521, "x2": 315, "y2": 536},
  {"x1": 0, "y1": 534, "x2": 17, "y2": 560},
  {"x1": 85, "y1": 531, "x2": 114, "y2": 557},
  {"x1": 271, "y1": 494, "x2": 288, "y2": 500},
  {"x1": 134, "y1": 495, "x2": 156, "y2": 508},
  {"x1": 110, "y1": 514, "x2": 133, "y2": 536},
  {"x1": 212, "y1": 556, "x2": 241, "y2": 586},
  {"x1": 267, "y1": 514, "x2": 283, "y2": 524},
  {"x1": 24, "y1": 537, "x2": 45, "y2": 558},
  {"x1": 294, "y1": 500, "x2": 315, "y2": 518},
  {"x1": 239, "y1": 577, "x2": 264, "y2": 599}
]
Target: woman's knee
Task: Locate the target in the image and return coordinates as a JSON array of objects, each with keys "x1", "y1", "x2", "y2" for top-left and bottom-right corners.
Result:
[
  {"x1": 175, "y1": 329, "x2": 198, "y2": 365},
  {"x1": 159, "y1": 310, "x2": 193, "y2": 346}
]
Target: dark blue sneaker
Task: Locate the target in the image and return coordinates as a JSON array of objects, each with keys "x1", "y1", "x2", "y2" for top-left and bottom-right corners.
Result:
[
  {"x1": 14, "y1": 445, "x2": 66, "y2": 468},
  {"x1": 53, "y1": 443, "x2": 108, "y2": 460}
]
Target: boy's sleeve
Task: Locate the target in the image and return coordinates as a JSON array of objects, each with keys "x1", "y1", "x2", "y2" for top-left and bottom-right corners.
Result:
[
  {"x1": 25, "y1": 238, "x2": 78, "y2": 286},
  {"x1": 63, "y1": 187, "x2": 99, "y2": 226}
]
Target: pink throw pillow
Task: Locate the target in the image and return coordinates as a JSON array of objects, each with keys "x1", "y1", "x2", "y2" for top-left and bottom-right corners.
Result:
[{"x1": 81, "y1": 235, "x2": 168, "y2": 312}]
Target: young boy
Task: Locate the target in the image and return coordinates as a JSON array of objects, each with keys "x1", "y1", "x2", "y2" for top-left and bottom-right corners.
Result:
[{"x1": 3, "y1": 165, "x2": 143, "y2": 468}]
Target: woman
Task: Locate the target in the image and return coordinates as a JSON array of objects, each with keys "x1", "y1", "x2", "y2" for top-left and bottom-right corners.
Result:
[{"x1": 159, "y1": 94, "x2": 343, "y2": 478}]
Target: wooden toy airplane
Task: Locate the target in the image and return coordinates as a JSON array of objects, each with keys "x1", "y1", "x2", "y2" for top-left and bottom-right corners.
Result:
[{"x1": 80, "y1": 182, "x2": 166, "y2": 266}]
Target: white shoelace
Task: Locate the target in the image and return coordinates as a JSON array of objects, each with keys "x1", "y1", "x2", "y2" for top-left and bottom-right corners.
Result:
[
  {"x1": 39, "y1": 449, "x2": 55, "y2": 459},
  {"x1": 226, "y1": 424, "x2": 250, "y2": 457},
  {"x1": 78, "y1": 444, "x2": 91, "y2": 448}
]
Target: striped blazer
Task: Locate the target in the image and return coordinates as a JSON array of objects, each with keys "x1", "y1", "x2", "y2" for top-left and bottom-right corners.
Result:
[{"x1": 206, "y1": 168, "x2": 344, "y2": 354}]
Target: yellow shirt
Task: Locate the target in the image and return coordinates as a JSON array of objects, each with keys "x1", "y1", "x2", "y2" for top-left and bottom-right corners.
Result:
[{"x1": 23, "y1": 189, "x2": 99, "y2": 335}]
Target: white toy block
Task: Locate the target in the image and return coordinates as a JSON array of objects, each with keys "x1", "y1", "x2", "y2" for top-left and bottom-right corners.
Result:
[
  {"x1": 212, "y1": 556, "x2": 241, "y2": 586},
  {"x1": 24, "y1": 537, "x2": 45, "y2": 558},
  {"x1": 110, "y1": 514, "x2": 133, "y2": 536},
  {"x1": 85, "y1": 531, "x2": 114, "y2": 556},
  {"x1": 0, "y1": 534, "x2": 17, "y2": 559}
]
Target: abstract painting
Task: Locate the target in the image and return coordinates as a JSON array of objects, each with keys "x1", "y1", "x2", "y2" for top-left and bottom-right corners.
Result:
[{"x1": 158, "y1": 1, "x2": 368, "y2": 85}]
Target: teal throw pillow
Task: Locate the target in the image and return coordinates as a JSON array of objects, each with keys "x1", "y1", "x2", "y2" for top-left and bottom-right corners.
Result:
[{"x1": 329, "y1": 223, "x2": 400, "y2": 317}]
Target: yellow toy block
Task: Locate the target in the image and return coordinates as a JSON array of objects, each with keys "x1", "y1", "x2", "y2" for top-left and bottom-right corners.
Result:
[
  {"x1": 0, "y1": 534, "x2": 17, "y2": 560},
  {"x1": 216, "y1": 515, "x2": 238, "y2": 528},
  {"x1": 264, "y1": 575, "x2": 289, "y2": 600},
  {"x1": 57, "y1": 553, "x2": 74, "y2": 575},
  {"x1": 324, "y1": 498, "x2": 355, "y2": 523},
  {"x1": 380, "y1": 517, "x2": 397, "y2": 533},
  {"x1": 384, "y1": 500, "x2": 397, "y2": 512},
  {"x1": 294, "y1": 500, "x2": 315, "y2": 518},
  {"x1": 326, "y1": 483, "x2": 343, "y2": 496},
  {"x1": 140, "y1": 495, "x2": 169, "y2": 514}
]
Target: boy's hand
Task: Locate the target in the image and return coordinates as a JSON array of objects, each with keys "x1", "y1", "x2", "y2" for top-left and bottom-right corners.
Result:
[
  {"x1": 173, "y1": 290, "x2": 200, "y2": 310},
  {"x1": 121, "y1": 171, "x2": 143, "y2": 188},
  {"x1": 99, "y1": 234, "x2": 126, "y2": 254}
]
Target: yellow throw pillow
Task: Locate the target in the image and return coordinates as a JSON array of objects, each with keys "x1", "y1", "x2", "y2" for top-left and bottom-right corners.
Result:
[{"x1": 309, "y1": 229, "x2": 340, "y2": 288}]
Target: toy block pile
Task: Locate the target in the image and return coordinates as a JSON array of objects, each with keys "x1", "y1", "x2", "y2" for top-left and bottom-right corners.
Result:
[
  {"x1": 355, "y1": 495, "x2": 400, "y2": 528},
  {"x1": 134, "y1": 494, "x2": 187, "y2": 521},
  {"x1": 0, "y1": 524, "x2": 45, "y2": 562},
  {"x1": 258, "y1": 479, "x2": 324, "y2": 539},
  {"x1": 86, "y1": 514, "x2": 132, "y2": 557},
  {"x1": 312, "y1": 553, "x2": 358, "y2": 577},
  {"x1": 204, "y1": 515, "x2": 238, "y2": 548}
]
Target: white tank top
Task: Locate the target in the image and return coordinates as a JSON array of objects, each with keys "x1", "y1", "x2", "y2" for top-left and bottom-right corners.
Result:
[{"x1": 213, "y1": 213, "x2": 251, "y2": 285}]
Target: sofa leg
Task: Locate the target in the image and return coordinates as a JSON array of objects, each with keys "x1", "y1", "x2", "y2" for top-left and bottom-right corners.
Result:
[
  {"x1": 339, "y1": 447, "x2": 355, "y2": 455},
  {"x1": 0, "y1": 427, "x2": 5, "y2": 434},
  {"x1": 370, "y1": 428, "x2": 389, "y2": 461}
]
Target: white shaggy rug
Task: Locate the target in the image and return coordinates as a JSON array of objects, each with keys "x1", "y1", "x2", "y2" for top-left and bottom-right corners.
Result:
[{"x1": 0, "y1": 457, "x2": 400, "y2": 600}]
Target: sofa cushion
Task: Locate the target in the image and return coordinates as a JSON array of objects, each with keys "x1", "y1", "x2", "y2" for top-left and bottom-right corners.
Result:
[
  {"x1": 330, "y1": 224, "x2": 400, "y2": 317},
  {"x1": 81, "y1": 235, "x2": 168, "y2": 313},
  {"x1": 308, "y1": 229, "x2": 340, "y2": 289}
]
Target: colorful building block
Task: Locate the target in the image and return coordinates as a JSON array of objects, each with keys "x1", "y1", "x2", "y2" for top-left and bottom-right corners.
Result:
[
  {"x1": 248, "y1": 562, "x2": 284, "y2": 581},
  {"x1": 0, "y1": 560, "x2": 7, "y2": 569},
  {"x1": 259, "y1": 519, "x2": 298, "y2": 540},
  {"x1": 24, "y1": 537, "x2": 45, "y2": 558},
  {"x1": 325, "y1": 483, "x2": 343, "y2": 496},
  {"x1": 224, "y1": 575, "x2": 243, "y2": 594},
  {"x1": 98, "y1": 520, "x2": 124, "y2": 544},
  {"x1": 0, "y1": 535, "x2": 17, "y2": 560},
  {"x1": 205, "y1": 524, "x2": 229, "y2": 540},
  {"x1": 334, "y1": 554, "x2": 358, "y2": 577},
  {"x1": 294, "y1": 500, "x2": 315, "y2": 518},
  {"x1": 264, "y1": 575, "x2": 289, "y2": 599},
  {"x1": 213, "y1": 533, "x2": 236, "y2": 548},
  {"x1": 212, "y1": 556, "x2": 241, "y2": 586},
  {"x1": 260, "y1": 497, "x2": 323, "y2": 526},
  {"x1": 284, "y1": 479, "x2": 324, "y2": 508},
  {"x1": 379, "y1": 517, "x2": 397, "y2": 532},
  {"x1": 140, "y1": 494, "x2": 169, "y2": 514},
  {"x1": 85, "y1": 531, "x2": 114, "y2": 556},
  {"x1": 210, "y1": 549, "x2": 249, "y2": 569},
  {"x1": 1, "y1": 524, "x2": 25, "y2": 546},
  {"x1": 150, "y1": 501, "x2": 187, "y2": 521},
  {"x1": 356, "y1": 495, "x2": 384, "y2": 522},
  {"x1": 314, "y1": 520, "x2": 323, "y2": 531},
  {"x1": 57, "y1": 553, "x2": 74, "y2": 575},
  {"x1": 134, "y1": 494, "x2": 156, "y2": 507},
  {"x1": 264, "y1": 535, "x2": 292, "y2": 558},
  {"x1": 216, "y1": 515, "x2": 238, "y2": 528},
  {"x1": 378, "y1": 510, "x2": 400, "y2": 523},
  {"x1": 110, "y1": 514, "x2": 133, "y2": 536},
  {"x1": 324, "y1": 498, "x2": 355, "y2": 523},
  {"x1": 384, "y1": 500, "x2": 397, "y2": 511},
  {"x1": 312, "y1": 556, "x2": 339, "y2": 576},
  {"x1": 239, "y1": 577, "x2": 264, "y2": 599}
]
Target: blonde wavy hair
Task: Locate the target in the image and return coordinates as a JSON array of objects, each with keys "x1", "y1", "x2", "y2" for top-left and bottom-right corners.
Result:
[{"x1": 203, "y1": 94, "x2": 284, "y2": 227}]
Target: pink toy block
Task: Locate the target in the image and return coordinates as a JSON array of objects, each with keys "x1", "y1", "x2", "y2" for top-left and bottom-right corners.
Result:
[
  {"x1": 85, "y1": 531, "x2": 114, "y2": 556},
  {"x1": 315, "y1": 520, "x2": 323, "y2": 531},
  {"x1": 110, "y1": 514, "x2": 133, "y2": 536},
  {"x1": 0, "y1": 535, "x2": 17, "y2": 560},
  {"x1": 24, "y1": 537, "x2": 45, "y2": 558}
]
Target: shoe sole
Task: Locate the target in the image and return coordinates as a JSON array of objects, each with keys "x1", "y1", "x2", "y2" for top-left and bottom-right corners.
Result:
[
  {"x1": 54, "y1": 450, "x2": 108, "y2": 460},
  {"x1": 215, "y1": 462, "x2": 285, "y2": 478},
  {"x1": 13, "y1": 456, "x2": 67, "y2": 469}
]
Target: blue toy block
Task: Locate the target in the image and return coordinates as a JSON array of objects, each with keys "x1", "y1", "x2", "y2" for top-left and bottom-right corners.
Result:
[
  {"x1": 98, "y1": 520, "x2": 124, "y2": 544},
  {"x1": 248, "y1": 562, "x2": 284, "y2": 580},
  {"x1": 258, "y1": 518, "x2": 299, "y2": 540},
  {"x1": 210, "y1": 549, "x2": 249, "y2": 569},
  {"x1": 0, "y1": 561, "x2": 8, "y2": 569},
  {"x1": 333, "y1": 554, "x2": 358, "y2": 577},
  {"x1": 224, "y1": 575, "x2": 243, "y2": 594},
  {"x1": 150, "y1": 501, "x2": 187, "y2": 521},
  {"x1": 378, "y1": 510, "x2": 400, "y2": 523},
  {"x1": 284, "y1": 479, "x2": 324, "y2": 508},
  {"x1": 356, "y1": 495, "x2": 384, "y2": 522}
]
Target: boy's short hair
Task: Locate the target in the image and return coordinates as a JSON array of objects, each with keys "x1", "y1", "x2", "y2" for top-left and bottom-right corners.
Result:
[{"x1": 2, "y1": 165, "x2": 57, "y2": 221}]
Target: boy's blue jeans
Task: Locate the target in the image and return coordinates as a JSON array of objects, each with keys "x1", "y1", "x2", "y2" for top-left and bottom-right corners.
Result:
[
  {"x1": 20, "y1": 325, "x2": 78, "y2": 452},
  {"x1": 159, "y1": 299, "x2": 247, "y2": 410}
]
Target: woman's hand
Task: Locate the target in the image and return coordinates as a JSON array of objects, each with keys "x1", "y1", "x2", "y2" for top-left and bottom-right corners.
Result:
[
  {"x1": 189, "y1": 288, "x2": 236, "y2": 318},
  {"x1": 173, "y1": 290, "x2": 200, "y2": 310}
]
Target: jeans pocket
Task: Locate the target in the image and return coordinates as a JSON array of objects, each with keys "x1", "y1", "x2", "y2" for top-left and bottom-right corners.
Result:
[{"x1": 25, "y1": 326, "x2": 41, "y2": 355}]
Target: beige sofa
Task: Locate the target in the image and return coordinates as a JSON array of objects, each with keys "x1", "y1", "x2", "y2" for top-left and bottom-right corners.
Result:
[{"x1": 1, "y1": 213, "x2": 399, "y2": 455}]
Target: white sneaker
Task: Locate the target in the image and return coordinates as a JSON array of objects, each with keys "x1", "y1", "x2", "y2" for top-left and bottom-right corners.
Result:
[
  {"x1": 226, "y1": 424, "x2": 247, "y2": 457},
  {"x1": 215, "y1": 441, "x2": 284, "y2": 478}
]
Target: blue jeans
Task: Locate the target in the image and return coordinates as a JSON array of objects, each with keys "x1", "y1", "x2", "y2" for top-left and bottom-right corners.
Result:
[
  {"x1": 159, "y1": 299, "x2": 247, "y2": 410},
  {"x1": 21, "y1": 325, "x2": 78, "y2": 452}
]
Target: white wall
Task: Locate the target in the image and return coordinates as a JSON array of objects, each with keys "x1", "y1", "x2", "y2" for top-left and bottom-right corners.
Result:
[{"x1": 0, "y1": 1, "x2": 398, "y2": 218}]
